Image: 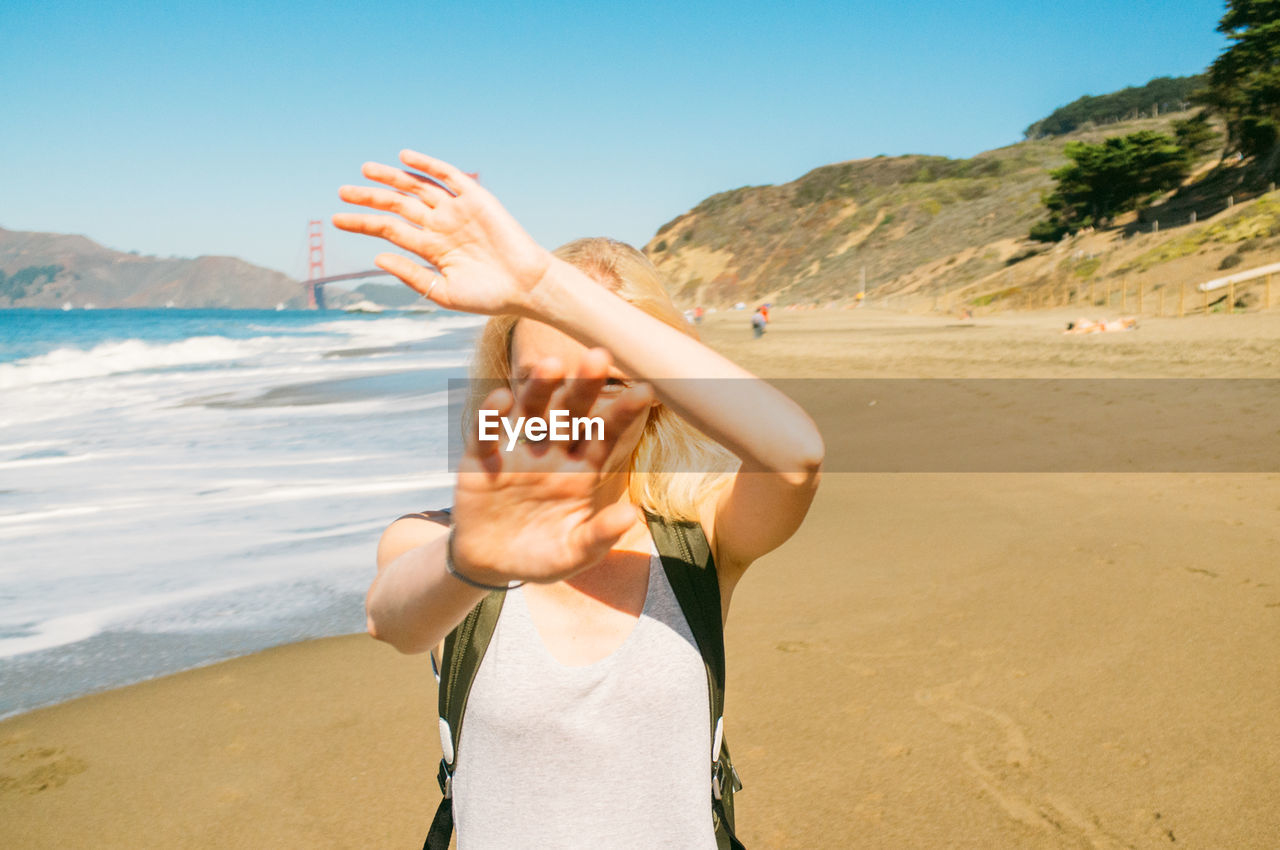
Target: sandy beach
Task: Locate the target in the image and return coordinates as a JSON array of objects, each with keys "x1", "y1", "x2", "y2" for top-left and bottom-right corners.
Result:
[{"x1": 2, "y1": 307, "x2": 1278, "y2": 848}]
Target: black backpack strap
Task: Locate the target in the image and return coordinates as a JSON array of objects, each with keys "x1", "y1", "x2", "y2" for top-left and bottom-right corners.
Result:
[
  {"x1": 422, "y1": 588, "x2": 506, "y2": 850},
  {"x1": 396, "y1": 508, "x2": 452, "y2": 524},
  {"x1": 645, "y1": 512, "x2": 746, "y2": 850}
]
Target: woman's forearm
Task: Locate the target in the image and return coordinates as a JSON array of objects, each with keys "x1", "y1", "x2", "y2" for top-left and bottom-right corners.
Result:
[
  {"x1": 526, "y1": 258, "x2": 824, "y2": 480},
  {"x1": 365, "y1": 533, "x2": 488, "y2": 654}
]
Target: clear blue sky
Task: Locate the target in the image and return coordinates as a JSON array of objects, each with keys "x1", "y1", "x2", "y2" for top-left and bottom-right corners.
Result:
[{"x1": 1, "y1": 0, "x2": 1228, "y2": 279}]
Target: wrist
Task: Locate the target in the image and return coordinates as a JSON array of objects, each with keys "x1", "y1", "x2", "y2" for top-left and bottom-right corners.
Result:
[
  {"x1": 519, "y1": 256, "x2": 596, "y2": 323},
  {"x1": 447, "y1": 528, "x2": 521, "y2": 590}
]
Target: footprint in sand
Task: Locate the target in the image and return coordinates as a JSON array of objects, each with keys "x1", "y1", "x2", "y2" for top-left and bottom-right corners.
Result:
[
  {"x1": 1130, "y1": 810, "x2": 1177, "y2": 844},
  {"x1": 1100, "y1": 740, "x2": 1150, "y2": 769},
  {"x1": 7, "y1": 745, "x2": 60, "y2": 763},
  {"x1": 0, "y1": 745, "x2": 88, "y2": 796},
  {"x1": 916, "y1": 682, "x2": 1131, "y2": 849},
  {"x1": 916, "y1": 682, "x2": 1030, "y2": 767},
  {"x1": 0, "y1": 731, "x2": 32, "y2": 748},
  {"x1": 853, "y1": 791, "x2": 886, "y2": 823}
]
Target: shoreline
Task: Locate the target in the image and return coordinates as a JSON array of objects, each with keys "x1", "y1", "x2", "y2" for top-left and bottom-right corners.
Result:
[{"x1": 0, "y1": 612, "x2": 371, "y2": 722}]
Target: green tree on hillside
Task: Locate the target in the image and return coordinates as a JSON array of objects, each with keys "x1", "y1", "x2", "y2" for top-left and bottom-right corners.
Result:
[
  {"x1": 1202, "y1": 0, "x2": 1280, "y2": 159},
  {"x1": 0, "y1": 265, "x2": 62, "y2": 300},
  {"x1": 1173, "y1": 111, "x2": 1220, "y2": 158},
  {"x1": 1029, "y1": 131, "x2": 1193, "y2": 241},
  {"x1": 1024, "y1": 75, "x2": 1206, "y2": 139}
]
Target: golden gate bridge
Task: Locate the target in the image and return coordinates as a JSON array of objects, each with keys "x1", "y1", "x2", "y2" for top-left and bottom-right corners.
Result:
[
  {"x1": 301, "y1": 171, "x2": 476, "y2": 308},
  {"x1": 300, "y1": 219, "x2": 393, "y2": 310}
]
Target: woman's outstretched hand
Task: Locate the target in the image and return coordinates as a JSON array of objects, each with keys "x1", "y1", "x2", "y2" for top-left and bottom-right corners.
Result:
[
  {"x1": 449, "y1": 349, "x2": 654, "y2": 586},
  {"x1": 333, "y1": 150, "x2": 553, "y2": 316}
]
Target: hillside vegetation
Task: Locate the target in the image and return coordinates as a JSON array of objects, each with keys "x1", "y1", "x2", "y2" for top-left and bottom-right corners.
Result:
[
  {"x1": 646, "y1": 110, "x2": 1276, "y2": 311},
  {"x1": 1024, "y1": 75, "x2": 1205, "y2": 139}
]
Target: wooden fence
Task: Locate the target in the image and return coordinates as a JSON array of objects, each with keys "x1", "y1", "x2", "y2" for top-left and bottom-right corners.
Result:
[{"x1": 967, "y1": 261, "x2": 1277, "y2": 316}]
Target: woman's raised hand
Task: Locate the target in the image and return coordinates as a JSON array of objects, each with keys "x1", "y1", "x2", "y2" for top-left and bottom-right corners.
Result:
[
  {"x1": 333, "y1": 150, "x2": 553, "y2": 316},
  {"x1": 448, "y1": 349, "x2": 654, "y2": 586}
]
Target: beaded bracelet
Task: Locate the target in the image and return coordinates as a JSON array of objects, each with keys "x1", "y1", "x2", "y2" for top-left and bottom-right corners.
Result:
[{"x1": 445, "y1": 528, "x2": 524, "y2": 592}]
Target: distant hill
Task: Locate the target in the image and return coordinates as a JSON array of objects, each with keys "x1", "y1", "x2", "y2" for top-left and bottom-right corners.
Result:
[
  {"x1": 1024, "y1": 75, "x2": 1205, "y2": 139},
  {"x1": 0, "y1": 227, "x2": 309, "y2": 309},
  {"x1": 642, "y1": 109, "x2": 1268, "y2": 311}
]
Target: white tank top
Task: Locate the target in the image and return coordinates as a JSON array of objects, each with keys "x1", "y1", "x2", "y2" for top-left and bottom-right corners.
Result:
[{"x1": 450, "y1": 536, "x2": 717, "y2": 849}]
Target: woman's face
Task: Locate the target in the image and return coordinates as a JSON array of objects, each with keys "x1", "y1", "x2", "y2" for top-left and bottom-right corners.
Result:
[{"x1": 508, "y1": 319, "x2": 651, "y2": 473}]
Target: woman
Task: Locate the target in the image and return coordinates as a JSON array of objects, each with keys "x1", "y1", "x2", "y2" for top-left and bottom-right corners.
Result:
[{"x1": 333, "y1": 150, "x2": 824, "y2": 849}]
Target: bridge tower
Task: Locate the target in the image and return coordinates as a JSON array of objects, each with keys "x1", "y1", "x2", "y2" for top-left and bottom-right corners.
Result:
[{"x1": 306, "y1": 219, "x2": 326, "y2": 309}]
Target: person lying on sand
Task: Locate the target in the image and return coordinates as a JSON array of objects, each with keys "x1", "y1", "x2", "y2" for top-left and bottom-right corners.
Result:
[
  {"x1": 333, "y1": 150, "x2": 824, "y2": 849},
  {"x1": 1064, "y1": 317, "x2": 1138, "y2": 334}
]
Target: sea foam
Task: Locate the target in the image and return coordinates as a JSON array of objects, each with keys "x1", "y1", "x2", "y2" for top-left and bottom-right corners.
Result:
[
  {"x1": 0, "y1": 335, "x2": 282, "y2": 389},
  {"x1": 0, "y1": 309, "x2": 476, "y2": 715}
]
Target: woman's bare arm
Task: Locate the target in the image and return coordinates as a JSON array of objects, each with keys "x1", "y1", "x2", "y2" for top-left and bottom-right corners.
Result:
[
  {"x1": 529, "y1": 260, "x2": 824, "y2": 478},
  {"x1": 334, "y1": 150, "x2": 823, "y2": 576},
  {"x1": 527, "y1": 261, "x2": 823, "y2": 575},
  {"x1": 367, "y1": 518, "x2": 483, "y2": 655}
]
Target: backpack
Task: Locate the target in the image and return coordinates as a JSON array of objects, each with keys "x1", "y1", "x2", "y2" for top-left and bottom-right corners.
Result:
[{"x1": 412, "y1": 510, "x2": 746, "y2": 850}]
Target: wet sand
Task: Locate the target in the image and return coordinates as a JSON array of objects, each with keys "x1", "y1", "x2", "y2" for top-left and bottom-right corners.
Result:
[{"x1": 3, "y1": 307, "x2": 1278, "y2": 848}]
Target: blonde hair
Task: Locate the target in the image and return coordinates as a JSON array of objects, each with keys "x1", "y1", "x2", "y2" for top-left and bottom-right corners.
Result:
[{"x1": 465, "y1": 237, "x2": 734, "y2": 521}]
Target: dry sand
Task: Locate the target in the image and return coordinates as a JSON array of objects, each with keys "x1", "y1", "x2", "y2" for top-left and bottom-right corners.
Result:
[{"x1": 3, "y1": 307, "x2": 1278, "y2": 849}]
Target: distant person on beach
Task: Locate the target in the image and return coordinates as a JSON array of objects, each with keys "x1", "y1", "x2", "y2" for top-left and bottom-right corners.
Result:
[
  {"x1": 693, "y1": 305, "x2": 704, "y2": 325},
  {"x1": 334, "y1": 150, "x2": 822, "y2": 849},
  {"x1": 751, "y1": 306, "x2": 767, "y2": 338},
  {"x1": 1064, "y1": 317, "x2": 1137, "y2": 334}
]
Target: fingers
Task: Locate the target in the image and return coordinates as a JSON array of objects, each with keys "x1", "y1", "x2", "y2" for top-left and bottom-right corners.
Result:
[
  {"x1": 331, "y1": 211, "x2": 423, "y2": 247},
  {"x1": 338, "y1": 184, "x2": 430, "y2": 226},
  {"x1": 332, "y1": 213, "x2": 451, "y2": 269},
  {"x1": 517, "y1": 358, "x2": 565, "y2": 425},
  {"x1": 466, "y1": 387, "x2": 513, "y2": 462},
  {"x1": 559, "y1": 348, "x2": 609, "y2": 424},
  {"x1": 399, "y1": 150, "x2": 478, "y2": 196},
  {"x1": 361, "y1": 161, "x2": 454, "y2": 208},
  {"x1": 569, "y1": 502, "x2": 637, "y2": 562},
  {"x1": 373, "y1": 254, "x2": 446, "y2": 302},
  {"x1": 580, "y1": 382, "x2": 653, "y2": 468}
]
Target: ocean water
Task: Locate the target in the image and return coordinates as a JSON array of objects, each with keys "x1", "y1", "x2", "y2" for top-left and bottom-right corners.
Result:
[{"x1": 0, "y1": 307, "x2": 483, "y2": 717}]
